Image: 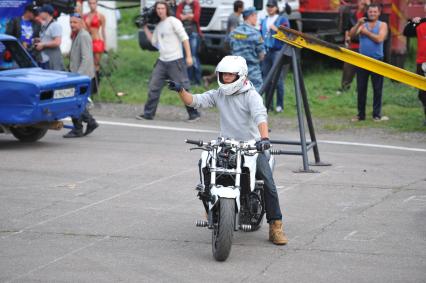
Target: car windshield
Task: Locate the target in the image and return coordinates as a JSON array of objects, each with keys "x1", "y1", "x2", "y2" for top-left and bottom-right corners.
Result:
[{"x1": 0, "y1": 40, "x2": 37, "y2": 71}]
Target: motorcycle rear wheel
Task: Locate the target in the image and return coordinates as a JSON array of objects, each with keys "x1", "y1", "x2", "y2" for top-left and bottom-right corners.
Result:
[{"x1": 212, "y1": 198, "x2": 235, "y2": 261}]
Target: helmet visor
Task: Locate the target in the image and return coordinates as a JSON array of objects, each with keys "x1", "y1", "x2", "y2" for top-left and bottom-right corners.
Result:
[{"x1": 218, "y1": 72, "x2": 239, "y2": 84}]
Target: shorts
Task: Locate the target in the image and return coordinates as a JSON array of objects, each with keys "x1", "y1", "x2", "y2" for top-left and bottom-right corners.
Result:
[{"x1": 93, "y1": 39, "x2": 105, "y2": 53}]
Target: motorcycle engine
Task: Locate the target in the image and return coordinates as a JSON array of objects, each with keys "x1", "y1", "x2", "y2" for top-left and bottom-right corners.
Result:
[
  {"x1": 248, "y1": 192, "x2": 262, "y2": 215},
  {"x1": 216, "y1": 148, "x2": 237, "y2": 169}
]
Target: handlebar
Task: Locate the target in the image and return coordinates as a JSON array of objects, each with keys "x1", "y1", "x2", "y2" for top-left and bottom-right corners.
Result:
[
  {"x1": 185, "y1": 139, "x2": 204, "y2": 147},
  {"x1": 185, "y1": 138, "x2": 261, "y2": 153}
]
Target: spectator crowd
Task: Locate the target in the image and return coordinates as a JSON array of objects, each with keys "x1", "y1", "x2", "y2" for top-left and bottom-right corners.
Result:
[{"x1": 2, "y1": 0, "x2": 426, "y2": 126}]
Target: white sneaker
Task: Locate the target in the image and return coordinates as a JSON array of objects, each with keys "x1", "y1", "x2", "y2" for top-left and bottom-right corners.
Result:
[
  {"x1": 373, "y1": 116, "x2": 389, "y2": 122},
  {"x1": 276, "y1": 106, "x2": 283, "y2": 113}
]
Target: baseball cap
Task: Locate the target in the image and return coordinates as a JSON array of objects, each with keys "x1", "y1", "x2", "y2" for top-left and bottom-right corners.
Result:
[
  {"x1": 24, "y1": 4, "x2": 36, "y2": 13},
  {"x1": 40, "y1": 4, "x2": 55, "y2": 15},
  {"x1": 266, "y1": 0, "x2": 278, "y2": 7},
  {"x1": 242, "y1": 7, "x2": 256, "y2": 18}
]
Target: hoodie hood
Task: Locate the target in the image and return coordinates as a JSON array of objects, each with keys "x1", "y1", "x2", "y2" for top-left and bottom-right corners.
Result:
[{"x1": 235, "y1": 80, "x2": 255, "y2": 95}]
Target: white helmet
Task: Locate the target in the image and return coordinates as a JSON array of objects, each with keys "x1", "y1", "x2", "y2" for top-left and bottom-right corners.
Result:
[{"x1": 216, "y1": 56, "x2": 248, "y2": 96}]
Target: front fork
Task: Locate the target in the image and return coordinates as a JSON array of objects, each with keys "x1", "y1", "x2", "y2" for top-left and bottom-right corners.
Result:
[{"x1": 206, "y1": 148, "x2": 242, "y2": 231}]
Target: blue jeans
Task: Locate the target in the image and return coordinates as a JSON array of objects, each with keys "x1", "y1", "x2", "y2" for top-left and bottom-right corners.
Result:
[
  {"x1": 356, "y1": 66, "x2": 384, "y2": 119},
  {"x1": 39, "y1": 61, "x2": 50, "y2": 70},
  {"x1": 144, "y1": 59, "x2": 199, "y2": 118},
  {"x1": 262, "y1": 50, "x2": 288, "y2": 109},
  {"x1": 186, "y1": 33, "x2": 202, "y2": 85},
  {"x1": 256, "y1": 152, "x2": 283, "y2": 223}
]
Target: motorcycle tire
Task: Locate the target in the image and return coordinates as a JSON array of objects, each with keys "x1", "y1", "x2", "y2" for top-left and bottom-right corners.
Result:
[
  {"x1": 212, "y1": 198, "x2": 235, "y2": 262},
  {"x1": 10, "y1": 127, "x2": 48, "y2": 142}
]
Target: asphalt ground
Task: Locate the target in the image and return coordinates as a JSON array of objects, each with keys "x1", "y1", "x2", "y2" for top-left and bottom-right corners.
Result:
[{"x1": 1, "y1": 106, "x2": 425, "y2": 282}]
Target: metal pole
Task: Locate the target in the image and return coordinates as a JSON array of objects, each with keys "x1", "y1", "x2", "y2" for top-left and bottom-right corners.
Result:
[
  {"x1": 291, "y1": 47, "x2": 310, "y2": 172},
  {"x1": 296, "y1": 59, "x2": 331, "y2": 167},
  {"x1": 296, "y1": 59, "x2": 320, "y2": 163}
]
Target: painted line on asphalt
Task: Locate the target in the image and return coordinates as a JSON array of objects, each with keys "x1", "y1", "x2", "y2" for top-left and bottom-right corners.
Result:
[
  {"x1": 343, "y1": 230, "x2": 384, "y2": 242},
  {"x1": 5, "y1": 236, "x2": 110, "y2": 283},
  {"x1": 96, "y1": 120, "x2": 218, "y2": 134},
  {"x1": 344, "y1": 230, "x2": 358, "y2": 240},
  {"x1": 93, "y1": 119, "x2": 426, "y2": 153},
  {"x1": 403, "y1": 195, "x2": 426, "y2": 203},
  {"x1": 318, "y1": 140, "x2": 426, "y2": 152},
  {"x1": 1, "y1": 168, "x2": 193, "y2": 240},
  {"x1": 55, "y1": 161, "x2": 151, "y2": 188},
  {"x1": 403, "y1": 196, "x2": 417, "y2": 203},
  {"x1": 277, "y1": 165, "x2": 342, "y2": 196}
]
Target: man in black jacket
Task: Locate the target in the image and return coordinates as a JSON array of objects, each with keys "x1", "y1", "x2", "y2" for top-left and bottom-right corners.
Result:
[{"x1": 6, "y1": 4, "x2": 41, "y2": 63}]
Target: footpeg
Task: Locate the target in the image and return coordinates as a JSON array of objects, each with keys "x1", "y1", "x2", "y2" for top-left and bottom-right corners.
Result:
[
  {"x1": 240, "y1": 224, "x2": 252, "y2": 232},
  {"x1": 255, "y1": 180, "x2": 264, "y2": 189},
  {"x1": 195, "y1": 184, "x2": 205, "y2": 192},
  {"x1": 195, "y1": 220, "x2": 208, "y2": 227}
]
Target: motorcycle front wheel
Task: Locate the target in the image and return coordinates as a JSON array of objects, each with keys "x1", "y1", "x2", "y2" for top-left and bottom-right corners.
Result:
[{"x1": 212, "y1": 198, "x2": 235, "y2": 261}]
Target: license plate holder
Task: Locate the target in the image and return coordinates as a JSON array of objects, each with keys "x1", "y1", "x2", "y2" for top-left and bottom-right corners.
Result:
[{"x1": 53, "y1": 88, "x2": 75, "y2": 99}]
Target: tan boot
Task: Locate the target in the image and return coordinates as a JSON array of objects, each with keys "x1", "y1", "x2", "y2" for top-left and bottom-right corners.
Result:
[{"x1": 269, "y1": 220, "x2": 288, "y2": 245}]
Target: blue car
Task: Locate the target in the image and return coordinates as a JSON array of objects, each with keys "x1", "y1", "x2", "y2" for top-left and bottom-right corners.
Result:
[{"x1": 0, "y1": 34, "x2": 90, "y2": 142}]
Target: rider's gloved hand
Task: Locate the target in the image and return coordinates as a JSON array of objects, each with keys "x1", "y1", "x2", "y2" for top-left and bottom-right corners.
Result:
[
  {"x1": 256, "y1": 138, "x2": 271, "y2": 152},
  {"x1": 167, "y1": 80, "x2": 184, "y2": 93}
]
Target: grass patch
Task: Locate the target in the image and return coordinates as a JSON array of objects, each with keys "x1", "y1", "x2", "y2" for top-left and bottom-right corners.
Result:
[{"x1": 97, "y1": 7, "x2": 425, "y2": 132}]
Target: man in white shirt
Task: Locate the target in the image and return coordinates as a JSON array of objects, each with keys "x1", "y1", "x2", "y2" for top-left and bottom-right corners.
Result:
[{"x1": 137, "y1": 0, "x2": 200, "y2": 121}]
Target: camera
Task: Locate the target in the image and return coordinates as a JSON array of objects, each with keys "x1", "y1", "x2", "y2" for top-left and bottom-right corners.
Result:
[
  {"x1": 35, "y1": 0, "x2": 76, "y2": 16},
  {"x1": 134, "y1": 5, "x2": 160, "y2": 28},
  {"x1": 27, "y1": 38, "x2": 39, "y2": 53}
]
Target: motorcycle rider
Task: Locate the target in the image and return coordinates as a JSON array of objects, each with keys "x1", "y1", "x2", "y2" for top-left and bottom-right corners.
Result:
[{"x1": 168, "y1": 55, "x2": 288, "y2": 245}]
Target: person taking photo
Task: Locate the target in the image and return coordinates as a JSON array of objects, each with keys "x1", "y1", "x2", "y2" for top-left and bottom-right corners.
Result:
[{"x1": 137, "y1": 0, "x2": 200, "y2": 121}]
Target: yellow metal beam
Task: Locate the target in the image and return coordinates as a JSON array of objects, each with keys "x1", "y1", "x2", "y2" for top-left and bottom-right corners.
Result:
[{"x1": 274, "y1": 26, "x2": 426, "y2": 91}]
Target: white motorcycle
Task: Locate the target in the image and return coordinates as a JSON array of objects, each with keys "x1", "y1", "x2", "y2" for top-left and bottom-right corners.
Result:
[{"x1": 186, "y1": 137, "x2": 276, "y2": 261}]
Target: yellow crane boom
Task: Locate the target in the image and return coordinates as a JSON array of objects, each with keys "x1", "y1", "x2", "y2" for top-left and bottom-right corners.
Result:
[{"x1": 274, "y1": 26, "x2": 426, "y2": 91}]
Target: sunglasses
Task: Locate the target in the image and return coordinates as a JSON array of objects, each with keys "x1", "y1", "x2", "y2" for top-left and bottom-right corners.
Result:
[{"x1": 70, "y1": 12, "x2": 81, "y2": 18}]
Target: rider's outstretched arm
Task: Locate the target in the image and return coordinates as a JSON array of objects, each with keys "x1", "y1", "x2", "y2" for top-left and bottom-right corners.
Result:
[
  {"x1": 167, "y1": 80, "x2": 217, "y2": 108},
  {"x1": 179, "y1": 88, "x2": 194, "y2": 106},
  {"x1": 166, "y1": 80, "x2": 193, "y2": 105},
  {"x1": 258, "y1": 122, "x2": 269, "y2": 139}
]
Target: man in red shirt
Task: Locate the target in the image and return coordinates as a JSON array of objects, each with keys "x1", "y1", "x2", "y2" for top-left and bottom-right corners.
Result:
[{"x1": 404, "y1": 17, "x2": 426, "y2": 126}]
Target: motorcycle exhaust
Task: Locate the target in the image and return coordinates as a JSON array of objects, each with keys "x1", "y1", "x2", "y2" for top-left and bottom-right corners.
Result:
[
  {"x1": 240, "y1": 224, "x2": 252, "y2": 232},
  {"x1": 195, "y1": 220, "x2": 208, "y2": 227}
]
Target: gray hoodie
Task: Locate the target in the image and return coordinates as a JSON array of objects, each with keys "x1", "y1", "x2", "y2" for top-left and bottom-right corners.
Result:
[{"x1": 190, "y1": 81, "x2": 267, "y2": 140}]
